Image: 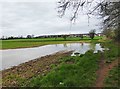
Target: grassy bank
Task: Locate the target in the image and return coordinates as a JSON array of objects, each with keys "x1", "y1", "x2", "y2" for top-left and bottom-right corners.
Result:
[
  {"x1": 27, "y1": 50, "x2": 101, "y2": 87},
  {"x1": 101, "y1": 41, "x2": 120, "y2": 62},
  {"x1": 1, "y1": 36, "x2": 102, "y2": 49},
  {"x1": 101, "y1": 41, "x2": 120, "y2": 88}
]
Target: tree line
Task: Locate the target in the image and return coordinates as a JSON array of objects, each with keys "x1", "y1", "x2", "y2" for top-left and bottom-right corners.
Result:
[{"x1": 1, "y1": 32, "x2": 98, "y2": 40}]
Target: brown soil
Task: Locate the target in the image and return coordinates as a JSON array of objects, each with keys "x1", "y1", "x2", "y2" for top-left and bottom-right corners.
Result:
[
  {"x1": 2, "y1": 50, "x2": 73, "y2": 87},
  {"x1": 95, "y1": 54, "x2": 119, "y2": 87}
]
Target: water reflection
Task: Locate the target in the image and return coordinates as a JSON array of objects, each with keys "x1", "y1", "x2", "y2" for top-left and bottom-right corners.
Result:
[
  {"x1": 1, "y1": 43, "x2": 104, "y2": 70},
  {"x1": 89, "y1": 43, "x2": 96, "y2": 51},
  {"x1": 63, "y1": 43, "x2": 68, "y2": 48},
  {"x1": 71, "y1": 43, "x2": 104, "y2": 56}
]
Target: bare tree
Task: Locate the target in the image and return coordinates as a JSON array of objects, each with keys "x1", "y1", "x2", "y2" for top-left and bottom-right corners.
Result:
[
  {"x1": 57, "y1": 0, "x2": 104, "y2": 22},
  {"x1": 57, "y1": 0, "x2": 120, "y2": 42},
  {"x1": 101, "y1": 1, "x2": 120, "y2": 41}
]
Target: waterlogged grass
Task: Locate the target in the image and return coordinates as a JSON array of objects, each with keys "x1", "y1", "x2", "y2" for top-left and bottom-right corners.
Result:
[
  {"x1": 27, "y1": 50, "x2": 101, "y2": 87},
  {"x1": 1, "y1": 36, "x2": 102, "y2": 49},
  {"x1": 104, "y1": 66, "x2": 120, "y2": 87}
]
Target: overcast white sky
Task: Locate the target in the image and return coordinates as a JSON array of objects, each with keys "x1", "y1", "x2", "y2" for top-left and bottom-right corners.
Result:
[{"x1": 0, "y1": 0, "x2": 103, "y2": 37}]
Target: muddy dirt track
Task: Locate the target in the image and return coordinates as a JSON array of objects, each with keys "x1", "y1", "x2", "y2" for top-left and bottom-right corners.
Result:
[{"x1": 95, "y1": 53, "x2": 119, "y2": 87}]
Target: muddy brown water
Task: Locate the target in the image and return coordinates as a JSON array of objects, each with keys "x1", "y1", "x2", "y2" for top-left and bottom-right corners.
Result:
[{"x1": 0, "y1": 43, "x2": 105, "y2": 70}]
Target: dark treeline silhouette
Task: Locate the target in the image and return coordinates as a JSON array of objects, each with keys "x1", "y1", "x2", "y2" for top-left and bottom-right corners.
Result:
[
  {"x1": 1, "y1": 36, "x2": 25, "y2": 40},
  {"x1": 1, "y1": 33, "x2": 102, "y2": 40}
]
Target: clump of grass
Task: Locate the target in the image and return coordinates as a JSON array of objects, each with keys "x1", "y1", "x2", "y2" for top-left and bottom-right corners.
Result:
[
  {"x1": 28, "y1": 50, "x2": 101, "y2": 87},
  {"x1": 59, "y1": 56, "x2": 77, "y2": 63},
  {"x1": 50, "y1": 64, "x2": 57, "y2": 69}
]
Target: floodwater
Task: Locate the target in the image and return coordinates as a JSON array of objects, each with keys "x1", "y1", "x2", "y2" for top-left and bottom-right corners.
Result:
[{"x1": 0, "y1": 43, "x2": 104, "y2": 70}]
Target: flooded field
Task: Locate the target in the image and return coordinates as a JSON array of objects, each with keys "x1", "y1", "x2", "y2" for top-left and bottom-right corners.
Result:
[{"x1": 1, "y1": 43, "x2": 104, "y2": 70}]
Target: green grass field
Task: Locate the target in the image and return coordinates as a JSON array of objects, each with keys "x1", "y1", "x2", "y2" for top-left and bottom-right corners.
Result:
[
  {"x1": 27, "y1": 50, "x2": 101, "y2": 87},
  {"x1": 1, "y1": 36, "x2": 102, "y2": 49}
]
